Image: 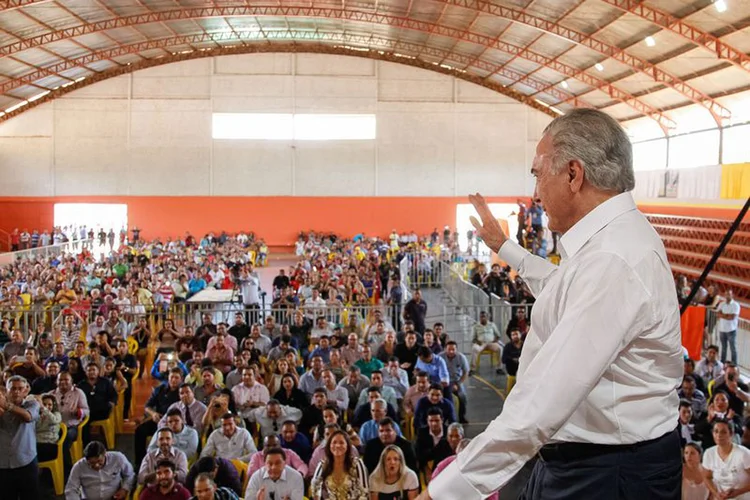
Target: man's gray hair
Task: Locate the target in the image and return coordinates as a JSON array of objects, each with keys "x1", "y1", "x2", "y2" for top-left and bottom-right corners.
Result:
[
  {"x1": 371, "y1": 398, "x2": 387, "y2": 409},
  {"x1": 6, "y1": 375, "x2": 29, "y2": 389},
  {"x1": 447, "y1": 422, "x2": 465, "y2": 437},
  {"x1": 543, "y1": 108, "x2": 634, "y2": 193}
]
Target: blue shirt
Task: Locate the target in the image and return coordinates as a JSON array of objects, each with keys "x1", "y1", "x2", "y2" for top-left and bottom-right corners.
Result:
[
  {"x1": 0, "y1": 397, "x2": 40, "y2": 468},
  {"x1": 415, "y1": 356, "x2": 449, "y2": 385},
  {"x1": 529, "y1": 205, "x2": 543, "y2": 225},
  {"x1": 359, "y1": 419, "x2": 402, "y2": 443}
]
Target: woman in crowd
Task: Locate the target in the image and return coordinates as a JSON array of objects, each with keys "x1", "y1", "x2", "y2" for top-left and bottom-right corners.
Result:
[
  {"x1": 266, "y1": 358, "x2": 296, "y2": 396},
  {"x1": 683, "y1": 442, "x2": 709, "y2": 500},
  {"x1": 274, "y1": 373, "x2": 308, "y2": 410},
  {"x1": 368, "y1": 445, "x2": 419, "y2": 500},
  {"x1": 156, "y1": 318, "x2": 182, "y2": 355},
  {"x1": 131, "y1": 316, "x2": 152, "y2": 377},
  {"x1": 703, "y1": 419, "x2": 750, "y2": 499},
  {"x1": 68, "y1": 357, "x2": 85, "y2": 384},
  {"x1": 311, "y1": 430, "x2": 369, "y2": 500},
  {"x1": 696, "y1": 391, "x2": 742, "y2": 449},
  {"x1": 201, "y1": 389, "x2": 245, "y2": 435},
  {"x1": 36, "y1": 394, "x2": 62, "y2": 462},
  {"x1": 312, "y1": 404, "x2": 361, "y2": 449}
]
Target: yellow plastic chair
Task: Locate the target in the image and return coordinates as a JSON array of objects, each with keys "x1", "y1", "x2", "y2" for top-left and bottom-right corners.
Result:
[
  {"x1": 403, "y1": 414, "x2": 414, "y2": 441},
  {"x1": 131, "y1": 484, "x2": 143, "y2": 500},
  {"x1": 475, "y1": 349, "x2": 500, "y2": 370},
  {"x1": 127, "y1": 336, "x2": 139, "y2": 355},
  {"x1": 38, "y1": 423, "x2": 67, "y2": 496},
  {"x1": 230, "y1": 458, "x2": 249, "y2": 492},
  {"x1": 130, "y1": 362, "x2": 141, "y2": 417},
  {"x1": 708, "y1": 378, "x2": 716, "y2": 398},
  {"x1": 90, "y1": 411, "x2": 116, "y2": 449},
  {"x1": 70, "y1": 414, "x2": 90, "y2": 463}
]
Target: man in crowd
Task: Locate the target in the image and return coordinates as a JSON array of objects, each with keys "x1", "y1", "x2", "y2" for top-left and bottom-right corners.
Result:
[
  {"x1": 440, "y1": 341, "x2": 470, "y2": 424},
  {"x1": 201, "y1": 413, "x2": 257, "y2": 462},
  {"x1": 139, "y1": 427, "x2": 189, "y2": 486},
  {"x1": 470, "y1": 311, "x2": 504, "y2": 375},
  {"x1": 136, "y1": 368, "x2": 183, "y2": 466},
  {"x1": 139, "y1": 460, "x2": 191, "y2": 500},
  {"x1": 244, "y1": 447, "x2": 305, "y2": 500},
  {"x1": 66, "y1": 441, "x2": 135, "y2": 500},
  {"x1": 362, "y1": 417, "x2": 418, "y2": 473},
  {"x1": 0, "y1": 376, "x2": 41, "y2": 499},
  {"x1": 160, "y1": 383, "x2": 207, "y2": 436},
  {"x1": 149, "y1": 408, "x2": 200, "y2": 462}
]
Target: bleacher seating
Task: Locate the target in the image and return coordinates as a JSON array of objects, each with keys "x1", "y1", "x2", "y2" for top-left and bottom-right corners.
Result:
[{"x1": 646, "y1": 214, "x2": 750, "y2": 313}]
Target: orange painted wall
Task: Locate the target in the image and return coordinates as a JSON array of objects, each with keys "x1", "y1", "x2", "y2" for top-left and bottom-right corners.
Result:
[
  {"x1": 0, "y1": 196, "x2": 524, "y2": 245},
  {"x1": 0, "y1": 196, "x2": 744, "y2": 245}
]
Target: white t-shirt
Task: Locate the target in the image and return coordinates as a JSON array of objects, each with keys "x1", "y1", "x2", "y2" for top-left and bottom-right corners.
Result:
[
  {"x1": 369, "y1": 469, "x2": 419, "y2": 500},
  {"x1": 703, "y1": 444, "x2": 750, "y2": 499},
  {"x1": 718, "y1": 300, "x2": 741, "y2": 332}
]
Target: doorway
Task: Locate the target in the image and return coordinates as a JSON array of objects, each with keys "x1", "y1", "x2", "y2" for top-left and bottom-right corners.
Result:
[
  {"x1": 456, "y1": 203, "x2": 519, "y2": 260},
  {"x1": 54, "y1": 203, "x2": 128, "y2": 251}
]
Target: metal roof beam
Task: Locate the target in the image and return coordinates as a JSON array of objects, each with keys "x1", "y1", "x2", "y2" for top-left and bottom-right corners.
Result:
[
  {"x1": 601, "y1": 0, "x2": 750, "y2": 74},
  {"x1": 0, "y1": 39, "x2": 563, "y2": 123}
]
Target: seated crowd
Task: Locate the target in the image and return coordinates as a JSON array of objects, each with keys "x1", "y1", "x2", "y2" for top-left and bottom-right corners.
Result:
[{"x1": 0, "y1": 226, "x2": 513, "y2": 500}]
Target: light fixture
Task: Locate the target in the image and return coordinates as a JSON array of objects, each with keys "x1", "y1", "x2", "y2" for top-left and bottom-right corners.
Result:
[
  {"x1": 645, "y1": 36, "x2": 656, "y2": 47},
  {"x1": 561, "y1": 80, "x2": 569, "y2": 89},
  {"x1": 595, "y1": 63, "x2": 604, "y2": 71},
  {"x1": 715, "y1": 0, "x2": 727, "y2": 12}
]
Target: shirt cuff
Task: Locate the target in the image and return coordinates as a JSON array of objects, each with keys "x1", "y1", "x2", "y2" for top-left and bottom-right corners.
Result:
[
  {"x1": 498, "y1": 239, "x2": 527, "y2": 270},
  {"x1": 427, "y1": 460, "x2": 483, "y2": 500}
]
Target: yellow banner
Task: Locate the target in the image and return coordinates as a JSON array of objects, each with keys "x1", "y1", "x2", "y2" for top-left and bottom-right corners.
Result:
[{"x1": 721, "y1": 163, "x2": 750, "y2": 199}]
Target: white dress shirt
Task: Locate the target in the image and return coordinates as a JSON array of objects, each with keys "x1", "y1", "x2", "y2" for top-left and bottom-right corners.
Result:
[
  {"x1": 244, "y1": 465, "x2": 305, "y2": 500},
  {"x1": 718, "y1": 299, "x2": 741, "y2": 332},
  {"x1": 247, "y1": 406, "x2": 303, "y2": 439},
  {"x1": 201, "y1": 427, "x2": 257, "y2": 462},
  {"x1": 429, "y1": 193, "x2": 683, "y2": 498}
]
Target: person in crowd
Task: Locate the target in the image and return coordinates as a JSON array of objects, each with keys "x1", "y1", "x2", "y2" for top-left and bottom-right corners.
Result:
[
  {"x1": 248, "y1": 434, "x2": 308, "y2": 478},
  {"x1": 149, "y1": 408, "x2": 200, "y2": 462},
  {"x1": 191, "y1": 473, "x2": 240, "y2": 500},
  {"x1": 194, "y1": 366, "x2": 223, "y2": 406},
  {"x1": 0, "y1": 376, "x2": 41, "y2": 499},
  {"x1": 682, "y1": 443, "x2": 709, "y2": 500},
  {"x1": 695, "y1": 390, "x2": 742, "y2": 450},
  {"x1": 355, "y1": 345, "x2": 385, "y2": 380},
  {"x1": 360, "y1": 398, "x2": 403, "y2": 443},
  {"x1": 362, "y1": 418, "x2": 418, "y2": 474},
  {"x1": 65, "y1": 441, "x2": 135, "y2": 500},
  {"x1": 186, "y1": 457, "x2": 242, "y2": 497},
  {"x1": 356, "y1": 371, "x2": 399, "y2": 410},
  {"x1": 201, "y1": 412, "x2": 256, "y2": 462},
  {"x1": 414, "y1": 383, "x2": 456, "y2": 429},
  {"x1": 695, "y1": 345, "x2": 723, "y2": 383},
  {"x1": 31, "y1": 358, "x2": 60, "y2": 394},
  {"x1": 244, "y1": 447, "x2": 305, "y2": 500},
  {"x1": 679, "y1": 375, "x2": 707, "y2": 420},
  {"x1": 338, "y1": 366, "x2": 371, "y2": 411},
  {"x1": 274, "y1": 373, "x2": 308, "y2": 410},
  {"x1": 415, "y1": 408, "x2": 453, "y2": 480},
  {"x1": 139, "y1": 427, "x2": 189, "y2": 486},
  {"x1": 393, "y1": 332, "x2": 419, "y2": 381},
  {"x1": 501, "y1": 328, "x2": 523, "y2": 395},
  {"x1": 280, "y1": 420, "x2": 313, "y2": 463},
  {"x1": 368, "y1": 444, "x2": 420, "y2": 500},
  {"x1": 382, "y1": 357, "x2": 409, "y2": 399},
  {"x1": 136, "y1": 367, "x2": 183, "y2": 466},
  {"x1": 140, "y1": 459, "x2": 192, "y2": 500},
  {"x1": 232, "y1": 366, "x2": 270, "y2": 421},
  {"x1": 402, "y1": 289, "x2": 427, "y2": 335},
  {"x1": 247, "y1": 399, "x2": 303, "y2": 440},
  {"x1": 77, "y1": 362, "x2": 117, "y2": 443},
  {"x1": 160, "y1": 383, "x2": 208, "y2": 436},
  {"x1": 35, "y1": 393, "x2": 62, "y2": 462},
  {"x1": 702, "y1": 419, "x2": 750, "y2": 498},
  {"x1": 310, "y1": 430, "x2": 369, "y2": 500},
  {"x1": 469, "y1": 311, "x2": 504, "y2": 375},
  {"x1": 678, "y1": 400, "x2": 697, "y2": 447},
  {"x1": 438, "y1": 340, "x2": 469, "y2": 423},
  {"x1": 717, "y1": 289, "x2": 741, "y2": 364}
]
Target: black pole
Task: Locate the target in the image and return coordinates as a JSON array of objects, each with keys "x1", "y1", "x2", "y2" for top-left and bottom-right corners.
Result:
[{"x1": 680, "y1": 196, "x2": 750, "y2": 315}]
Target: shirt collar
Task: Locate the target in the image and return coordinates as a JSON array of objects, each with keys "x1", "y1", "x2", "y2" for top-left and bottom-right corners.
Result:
[{"x1": 559, "y1": 192, "x2": 636, "y2": 260}]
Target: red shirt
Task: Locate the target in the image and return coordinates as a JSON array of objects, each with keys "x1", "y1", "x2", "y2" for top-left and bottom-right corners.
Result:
[{"x1": 139, "y1": 483, "x2": 191, "y2": 500}]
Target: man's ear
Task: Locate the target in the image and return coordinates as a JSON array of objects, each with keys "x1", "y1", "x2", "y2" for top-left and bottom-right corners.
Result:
[{"x1": 568, "y1": 160, "x2": 585, "y2": 193}]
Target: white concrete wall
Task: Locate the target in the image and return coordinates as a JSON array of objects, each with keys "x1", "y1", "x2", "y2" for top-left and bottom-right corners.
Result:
[{"x1": 0, "y1": 53, "x2": 552, "y2": 197}]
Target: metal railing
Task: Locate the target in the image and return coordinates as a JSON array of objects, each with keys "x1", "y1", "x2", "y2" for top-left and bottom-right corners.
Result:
[{"x1": 0, "y1": 238, "x2": 96, "y2": 265}]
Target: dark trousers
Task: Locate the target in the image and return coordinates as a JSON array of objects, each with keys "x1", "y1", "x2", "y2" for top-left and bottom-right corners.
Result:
[
  {"x1": 0, "y1": 459, "x2": 40, "y2": 500},
  {"x1": 520, "y1": 429, "x2": 681, "y2": 500},
  {"x1": 135, "y1": 419, "x2": 158, "y2": 467}
]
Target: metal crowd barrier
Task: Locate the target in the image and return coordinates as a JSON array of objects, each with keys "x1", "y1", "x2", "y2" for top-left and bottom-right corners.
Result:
[
  {"x1": 0, "y1": 238, "x2": 96, "y2": 265},
  {"x1": 704, "y1": 308, "x2": 750, "y2": 371}
]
